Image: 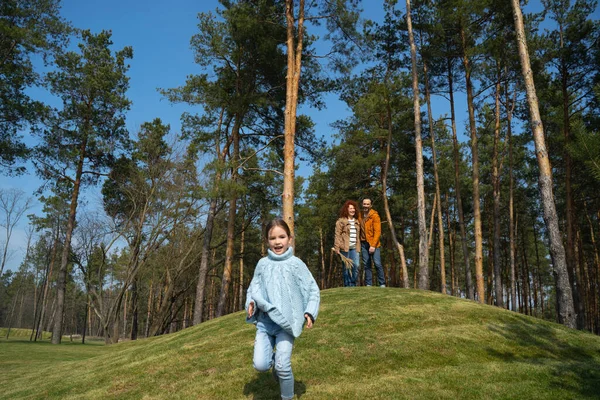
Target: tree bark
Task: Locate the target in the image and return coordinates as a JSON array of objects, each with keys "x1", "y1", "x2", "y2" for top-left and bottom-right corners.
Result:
[
  {"x1": 445, "y1": 194, "x2": 457, "y2": 296},
  {"x1": 319, "y1": 227, "x2": 326, "y2": 289},
  {"x1": 585, "y1": 203, "x2": 600, "y2": 333},
  {"x1": 460, "y1": 24, "x2": 484, "y2": 304},
  {"x1": 193, "y1": 109, "x2": 226, "y2": 325},
  {"x1": 424, "y1": 60, "x2": 446, "y2": 294},
  {"x1": 383, "y1": 86, "x2": 409, "y2": 288},
  {"x1": 216, "y1": 117, "x2": 241, "y2": 317},
  {"x1": 492, "y1": 78, "x2": 503, "y2": 307},
  {"x1": 34, "y1": 231, "x2": 59, "y2": 341},
  {"x1": 238, "y1": 226, "x2": 245, "y2": 312},
  {"x1": 511, "y1": 0, "x2": 576, "y2": 328},
  {"x1": 406, "y1": 0, "x2": 429, "y2": 290},
  {"x1": 558, "y1": 17, "x2": 583, "y2": 329},
  {"x1": 145, "y1": 280, "x2": 153, "y2": 338},
  {"x1": 282, "y1": 0, "x2": 305, "y2": 236},
  {"x1": 446, "y1": 46, "x2": 473, "y2": 300},
  {"x1": 130, "y1": 278, "x2": 138, "y2": 340},
  {"x1": 52, "y1": 136, "x2": 87, "y2": 344},
  {"x1": 520, "y1": 226, "x2": 531, "y2": 316},
  {"x1": 507, "y1": 82, "x2": 517, "y2": 312}
]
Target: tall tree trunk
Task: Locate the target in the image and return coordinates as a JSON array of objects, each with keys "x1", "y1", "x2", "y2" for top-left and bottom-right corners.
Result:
[
  {"x1": 585, "y1": 203, "x2": 600, "y2": 333},
  {"x1": 511, "y1": 0, "x2": 576, "y2": 328},
  {"x1": 122, "y1": 289, "x2": 128, "y2": 337},
  {"x1": 445, "y1": 194, "x2": 457, "y2": 296},
  {"x1": 576, "y1": 230, "x2": 589, "y2": 329},
  {"x1": 46, "y1": 294, "x2": 57, "y2": 333},
  {"x1": 36, "y1": 229, "x2": 59, "y2": 341},
  {"x1": 5, "y1": 282, "x2": 22, "y2": 339},
  {"x1": 486, "y1": 206, "x2": 494, "y2": 305},
  {"x1": 282, "y1": 0, "x2": 305, "y2": 236},
  {"x1": 520, "y1": 227, "x2": 531, "y2": 316},
  {"x1": 597, "y1": 211, "x2": 600, "y2": 334},
  {"x1": 559, "y1": 20, "x2": 583, "y2": 330},
  {"x1": 492, "y1": 77, "x2": 504, "y2": 307},
  {"x1": 215, "y1": 197, "x2": 237, "y2": 317},
  {"x1": 406, "y1": 0, "x2": 429, "y2": 289},
  {"x1": 327, "y1": 248, "x2": 335, "y2": 288},
  {"x1": 52, "y1": 137, "x2": 87, "y2": 344},
  {"x1": 515, "y1": 214, "x2": 521, "y2": 312},
  {"x1": 446, "y1": 47, "x2": 473, "y2": 300},
  {"x1": 82, "y1": 295, "x2": 89, "y2": 344},
  {"x1": 238, "y1": 227, "x2": 245, "y2": 312},
  {"x1": 319, "y1": 227, "x2": 326, "y2": 289},
  {"x1": 507, "y1": 82, "x2": 517, "y2": 312},
  {"x1": 182, "y1": 298, "x2": 189, "y2": 329},
  {"x1": 193, "y1": 109, "x2": 226, "y2": 325},
  {"x1": 460, "y1": 24, "x2": 484, "y2": 304},
  {"x1": 533, "y1": 227, "x2": 544, "y2": 316},
  {"x1": 383, "y1": 89, "x2": 409, "y2": 288},
  {"x1": 145, "y1": 280, "x2": 153, "y2": 338},
  {"x1": 17, "y1": 290, "x2": 25, "y2": 329},
  {"x1": 130, "y1": 278, "x2": 138, "y2": 340},
  {"x1": 424, "y1": 60, "x2": 446, "y2": 294},
  {"x1": 30, "y1": 259, "x2": 40, "y2": 341},
  {"x1": 577, "y1": 232, "x2": 590, "y2": 329},
  {"x1": 216, "y1": 117, "x2": 241, "y2": 318}
]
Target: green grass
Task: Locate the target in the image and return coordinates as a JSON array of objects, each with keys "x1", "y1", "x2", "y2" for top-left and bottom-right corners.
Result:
[
  {"x1": 0, "y1": 327, "x2": 51, "y2": 339},
  {"x1": 1, "y1": 288, "x2": 599, "y2": 399}
]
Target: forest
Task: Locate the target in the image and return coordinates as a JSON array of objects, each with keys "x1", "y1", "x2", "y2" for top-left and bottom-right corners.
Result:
[{"x1": 1, "y1": 0, "x2": 600, "y2": 346}]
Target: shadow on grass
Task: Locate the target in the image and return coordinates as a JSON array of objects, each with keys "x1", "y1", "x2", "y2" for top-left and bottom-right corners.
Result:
[
  {"x1": 487, "y1": 317, "x2": 600, "y2": 398},
  {"x1": 243, "y1": 372, "x2": 306, "y2": 399}
]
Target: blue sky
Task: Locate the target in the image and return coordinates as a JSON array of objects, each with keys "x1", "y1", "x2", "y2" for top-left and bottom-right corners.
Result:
[{"x1": 1, "y1": 1, "x2": 596, "y2": 273}]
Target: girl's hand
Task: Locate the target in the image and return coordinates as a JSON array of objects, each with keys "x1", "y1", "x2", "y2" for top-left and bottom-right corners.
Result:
[
  {"x1": 304, "y1": 314, "x2": 313, "y2": 329},
  {"x1": 248, "y1": 302, "x2": 254, "y2": 318}
]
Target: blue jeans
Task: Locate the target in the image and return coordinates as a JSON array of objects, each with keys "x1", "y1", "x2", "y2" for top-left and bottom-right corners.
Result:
[
  {"x1": 361, "y1": 242, "x2": 385, "y2": 286},
  {"x1": 340, "y1": 248, "x2": 359, "y2": 287},
  {"x1": 253, "y1": 312, "x2": 295, "y2": 400}
]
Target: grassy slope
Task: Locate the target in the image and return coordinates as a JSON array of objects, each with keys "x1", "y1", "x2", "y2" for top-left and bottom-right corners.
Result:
[{"x1": 1, "y1": 288, "x2": 599, "y2": 399}]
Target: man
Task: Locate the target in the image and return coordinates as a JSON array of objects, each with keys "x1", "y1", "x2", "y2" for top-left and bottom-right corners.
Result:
[{"x1": 359, "y1": 198, "x2": 385, "y2": 287}]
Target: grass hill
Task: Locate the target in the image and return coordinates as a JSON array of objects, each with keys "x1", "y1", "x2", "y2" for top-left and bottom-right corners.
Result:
[{"x1": 1, "y1": 288, "x2": 599, "y2": 399}]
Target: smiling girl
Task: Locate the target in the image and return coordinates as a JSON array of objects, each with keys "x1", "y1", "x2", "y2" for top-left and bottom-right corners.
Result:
[{"x1": 245, "y1": 219, "x2": 320, "y2": 400}]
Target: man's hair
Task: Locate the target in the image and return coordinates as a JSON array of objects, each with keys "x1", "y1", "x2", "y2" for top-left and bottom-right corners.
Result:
[
  {"x1": 362, "y1": 197, "x2": 372, "y2": 204},
  {"x1": 339, "y1": 200, "x2": 359, "y2": 218}
]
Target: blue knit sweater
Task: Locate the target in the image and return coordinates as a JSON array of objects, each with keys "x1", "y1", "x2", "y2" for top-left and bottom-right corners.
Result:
[{"x1": 245, "y1": 247, "x2": 320, "y2": 338}]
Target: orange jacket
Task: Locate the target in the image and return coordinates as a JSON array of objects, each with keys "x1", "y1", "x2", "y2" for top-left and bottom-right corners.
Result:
[{"x1": 359, "y1": 209, "x2": 381, "y2": 248}]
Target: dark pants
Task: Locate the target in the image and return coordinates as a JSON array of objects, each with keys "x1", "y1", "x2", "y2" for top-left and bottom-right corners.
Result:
[{"x1": 361, "y1": 241, "x2": 385, "y2": 286}]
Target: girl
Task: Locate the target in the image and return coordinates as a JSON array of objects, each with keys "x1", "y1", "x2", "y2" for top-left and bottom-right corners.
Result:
[
  {"x1": 333, "y1": 200, "x2": 361, "y2": 287},
  {"x1": 246, "y1": 219, "x2": 320, "y2": 400}
]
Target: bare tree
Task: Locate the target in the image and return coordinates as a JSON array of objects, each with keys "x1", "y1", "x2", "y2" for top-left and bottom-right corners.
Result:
[{"x1": 0, "y1": 188, "x2": 32, "y2": 277}]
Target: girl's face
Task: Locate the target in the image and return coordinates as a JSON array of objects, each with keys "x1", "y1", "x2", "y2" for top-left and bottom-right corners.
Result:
[
  {"x1": 268, "y1": 226, "x2": 291, "y2": 255},
  {"x1": 348, "y1": 204, "x2": 355, "y2": 217}
]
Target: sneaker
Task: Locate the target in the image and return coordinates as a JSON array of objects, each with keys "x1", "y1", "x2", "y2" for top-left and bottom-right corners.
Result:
[{"x1": 380, "y1": 285, "x2": 386, "y2": 288}]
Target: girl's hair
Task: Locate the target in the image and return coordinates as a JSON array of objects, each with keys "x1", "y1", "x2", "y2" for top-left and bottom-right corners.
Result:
[
  {"x1": 264, "y1": 218, "x2": 291, "y2": 239},
  {"x1": 339, "y1": 200, "x2": 359, "y2": 219}
]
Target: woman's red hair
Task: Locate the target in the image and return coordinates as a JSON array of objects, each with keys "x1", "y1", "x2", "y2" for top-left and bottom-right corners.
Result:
[{"x1": 339, "y1": 200, "x2": 359, "y2": 219}]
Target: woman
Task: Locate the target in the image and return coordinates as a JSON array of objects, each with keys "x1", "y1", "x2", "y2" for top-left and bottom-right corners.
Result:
[{"x1": 334, "y1": 200, "x2": 361, "y2": 287}]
